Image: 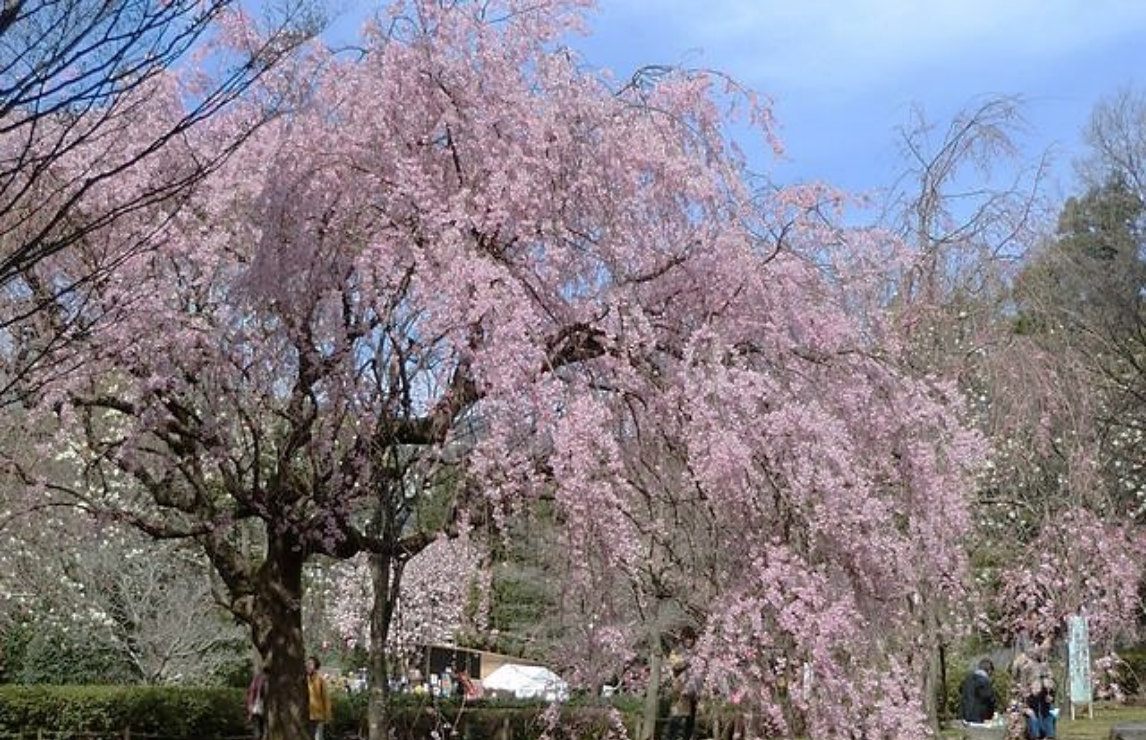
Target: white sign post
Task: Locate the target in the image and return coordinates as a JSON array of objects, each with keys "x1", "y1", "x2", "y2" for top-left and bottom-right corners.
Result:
[{"x1": 1067, "y1": 614, "x2": 1093, "y2": 720}]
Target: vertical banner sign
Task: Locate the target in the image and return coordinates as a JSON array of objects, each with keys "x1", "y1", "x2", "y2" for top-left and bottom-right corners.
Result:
[{"x1": 1068, "y1": 614, "x2": 1092, "y2": 706}]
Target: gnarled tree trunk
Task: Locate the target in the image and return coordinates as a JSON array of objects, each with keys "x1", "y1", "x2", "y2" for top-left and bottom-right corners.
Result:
[{"x1": 251, "y1": 532, "x2": 309, "y2": 740}]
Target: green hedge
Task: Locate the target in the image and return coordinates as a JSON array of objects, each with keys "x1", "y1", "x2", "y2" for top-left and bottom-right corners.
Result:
[
  {"x1": 0, "y1": 686, "x2": 644, "y2": 740},
  {"x1": 0, "y1": 686, "x2": 247, "y2": 738}
]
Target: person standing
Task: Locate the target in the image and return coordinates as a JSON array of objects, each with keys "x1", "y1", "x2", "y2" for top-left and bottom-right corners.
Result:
[
  {"x1": 246, "y1": 669, "x2": 268, "y2": 740},
  {"x1": 306, "y1": 656, "x2": 333, "y2": 740},
  {"x1": 958, "y1": 658, "x2": 998, "y2": 723}
]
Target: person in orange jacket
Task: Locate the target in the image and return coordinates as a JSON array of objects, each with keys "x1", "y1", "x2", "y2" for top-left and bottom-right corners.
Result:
[{"x1": 306, "y1": 656, "x2": 333, "y2": 740}]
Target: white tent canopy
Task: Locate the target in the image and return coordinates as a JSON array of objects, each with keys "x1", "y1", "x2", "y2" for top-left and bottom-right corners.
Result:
[{"x1": 482, "y1": 664, "x2": 568, "y2": 702}]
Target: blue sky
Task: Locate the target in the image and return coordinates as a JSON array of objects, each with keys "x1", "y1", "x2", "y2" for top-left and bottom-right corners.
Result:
[
  {"x1": 322, "y1": 0, "x2": 1146, "y2": 201},
  {"x1": 578, "y1": 1, "x2": 1146, "y2": 199}
]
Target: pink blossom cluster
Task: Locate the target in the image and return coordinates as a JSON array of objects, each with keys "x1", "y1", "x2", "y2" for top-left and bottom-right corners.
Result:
[
  {"x1": 1093, "y1": 652, "x2": 1129, "y2": 703},
  {"x1": 325, "y1": 538, "x2": 482, "y2": 653},
  {"x1": 996, "y1": 508, "x2": 1146, "y2": 645}
]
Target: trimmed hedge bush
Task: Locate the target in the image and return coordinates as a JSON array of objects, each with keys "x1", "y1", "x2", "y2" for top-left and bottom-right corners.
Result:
[
  {"x1": 0, "y1": 685, "x2": 247, "y2": 738},
  {"x1": 0, "y1": 686, "x2": 645, "y2": 740}
]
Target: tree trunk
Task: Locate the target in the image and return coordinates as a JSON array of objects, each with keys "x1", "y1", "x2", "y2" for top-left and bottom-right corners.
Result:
[
  {"x1": 252, "y1": 532, "x2": 309, "y2": 740},
  {"x1": 938, "y1": 641, "x2": 949, "y2": 722},
  {"x1": 367, "y1": 550, "x2": 401, "y2": 740},
  {"x1": 640, "y1": 632, "x2": 663, "y2": 740},
  {"x1": 918, "y1": 596, "x2": 944, "y2": 736},
  {"x1": 921, "y1": 640, "x2": 942, "y2": 734}
]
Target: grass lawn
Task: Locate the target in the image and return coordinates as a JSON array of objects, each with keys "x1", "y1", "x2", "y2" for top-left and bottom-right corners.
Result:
[
  {"x1": 941, "y1": 704, "x2": 1146, "y2": 740},
  {"x1": 1056, "y1": 704, "x2": 1146, "y2": 739}
]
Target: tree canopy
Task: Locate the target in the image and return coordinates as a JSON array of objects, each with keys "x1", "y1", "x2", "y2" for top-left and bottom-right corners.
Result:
[{"x1": 8, "y1": 5, "x2": 1146, "y2": 740}]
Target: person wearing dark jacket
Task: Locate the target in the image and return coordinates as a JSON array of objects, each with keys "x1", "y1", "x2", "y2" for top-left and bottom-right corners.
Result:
[
  {"x1": 1023, "y1": 673, "x2": 1056, "y2": 739},
  {"x1": 958, "y1": 658, "x2": 998, "y2": 723}
]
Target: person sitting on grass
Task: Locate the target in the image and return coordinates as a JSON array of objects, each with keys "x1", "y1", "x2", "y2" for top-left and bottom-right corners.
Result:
[{"x1": 1023, "y1": 671, "x2": 1056, "y2": 740}]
